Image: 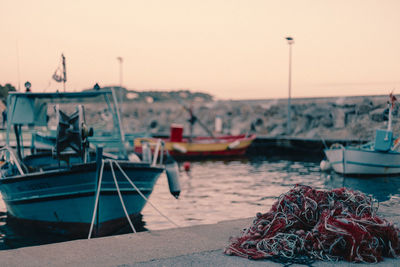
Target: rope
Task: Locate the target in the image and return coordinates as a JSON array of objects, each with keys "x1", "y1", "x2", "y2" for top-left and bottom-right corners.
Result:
[
  {"x1": 88, "y1": 159, "x2": 179, "y2": 239},
  {"x1": 88, "y1": 160, "x2": 105, "y2": 239},
  {"x1": 112, "y1": 160, "x2": 179, "y2": 227},
  {"x1": 108, "y1": 160, "x2": 136, "y2": 233}
]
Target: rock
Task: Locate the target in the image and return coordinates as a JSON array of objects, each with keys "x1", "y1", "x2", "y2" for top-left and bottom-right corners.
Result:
[
  {"x1": 254, "y1": 118, "x2": 263, "y2": 126},
  {"x1": 355, "y1": 98, "x2": 374, "y2": 115},
  {"x1": 149, "y1": 120, "x2": 158, "y2": 129},
  {"x1": 268, "y1": 125, "x2": 286, "y2": 136},
  {"x1": 370, "y1": 108, "x2": 387, "y2": 122},
  {"x1": 303, "y1": 105, "x2": 331, "y2": 120},
  {"x1": 305, "y1": 128, "x2": 320, "y2": 139},
  {"x1": 70, "y1": 94, "x2": 390, "y2": 141},
  {"x1": 332, "y1": 109, "x2": 345, "y2": 129}
]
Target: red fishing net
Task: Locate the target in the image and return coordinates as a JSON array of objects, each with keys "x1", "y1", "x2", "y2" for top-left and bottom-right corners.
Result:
[{"x1": 225, "y1": 185, "x2": 400, "y2": 263}]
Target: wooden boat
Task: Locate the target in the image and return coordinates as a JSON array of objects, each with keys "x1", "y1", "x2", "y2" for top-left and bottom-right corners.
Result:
[
  {"x1": 0, "y1": 89, "x2": 179, "y2": 238},
  {"x1": 324, "y1": 93, "x2": 400, "y2": 176},
  {"x1": 324, "y1": 142, "x2": 400, "y2": 175},
  {"x1": 134, "y1": 124, "x2": 256, "y2": 159}
]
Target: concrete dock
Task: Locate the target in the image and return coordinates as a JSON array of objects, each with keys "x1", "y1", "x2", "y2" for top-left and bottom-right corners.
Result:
[{"x1": 1, "y1": 208, "x2": 400, "y2": 267}]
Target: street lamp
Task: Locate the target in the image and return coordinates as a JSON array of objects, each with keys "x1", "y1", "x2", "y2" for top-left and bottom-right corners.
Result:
[
  {"x1": 117, "y1": 56, "x2": 124, "y2": 87},
  {"x1": 285, "y1": 36, "x2": 294, "y2": 135},
  {"x1": 116, "y1": 57, "x2": 124, "y2": 107}
]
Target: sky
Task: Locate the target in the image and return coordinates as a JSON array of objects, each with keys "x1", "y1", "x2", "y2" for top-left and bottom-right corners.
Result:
[{"x1": 1, "y1": 0, "x2": 400, "y2": 100}]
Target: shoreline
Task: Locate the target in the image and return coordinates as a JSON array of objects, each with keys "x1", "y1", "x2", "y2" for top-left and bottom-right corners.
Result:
[
  {"x1": 0, "y1": 207, "x2": 399, "y2": 266},
  {"x1": 116, "y1": 94, "x2": 396, "y2": 141}
]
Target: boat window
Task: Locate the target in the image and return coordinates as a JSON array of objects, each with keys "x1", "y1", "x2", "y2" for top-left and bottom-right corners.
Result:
[{"x1": 9, "y1": 97, "x2": 47, "y2": 126}]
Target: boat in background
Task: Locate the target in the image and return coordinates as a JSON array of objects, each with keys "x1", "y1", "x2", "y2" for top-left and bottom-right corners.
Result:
[
  {"x1": 134, "y1": 124, "x2": 256, "y2": 159},
  {"x1": 324, "y1": 93, "x2": 400, "y2": 176},
  {"x1": 0, "y1": 89, "x2": 180, "y2": 238}
]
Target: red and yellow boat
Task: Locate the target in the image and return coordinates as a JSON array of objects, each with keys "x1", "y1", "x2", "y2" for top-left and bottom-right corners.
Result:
[{"x1": 134, "y1": 124, "x2": 256, "y2": 159}]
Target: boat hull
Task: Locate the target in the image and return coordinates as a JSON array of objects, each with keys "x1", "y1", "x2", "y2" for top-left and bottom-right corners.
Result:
[
  {"x1": 134, "y1": 134, "x2": 256, "y2": 158},
  {"x1": 0, "y1": 161, "x2": 164, "y2": 237},
  {"x1": 324, "y1": 147, "x2": 400, "y2": 175}
]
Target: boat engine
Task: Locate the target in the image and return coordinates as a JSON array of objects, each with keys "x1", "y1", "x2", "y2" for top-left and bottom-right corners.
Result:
[{"x1": 53, "y1": 105, "x2": 94, "y2": 162}]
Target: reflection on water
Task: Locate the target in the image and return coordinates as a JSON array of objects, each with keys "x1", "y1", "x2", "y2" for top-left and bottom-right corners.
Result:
[
  {"x1": 0, "y1": 212, "x2": 147, "y2": 250},
  {"x1": 325, "y1": 174, "x2": 400, "y2": 203},
  {"x1": 142, "y1": 156, "x2": 400, "y2": 230},
  {"x1": 1, "y1": 155, "x2": 400, "y2": 249}
]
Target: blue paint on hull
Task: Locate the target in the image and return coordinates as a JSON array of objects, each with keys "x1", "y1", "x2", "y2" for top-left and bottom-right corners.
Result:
[{"x1": 0, "y1": 161, "x2": 164, "y2": 235}]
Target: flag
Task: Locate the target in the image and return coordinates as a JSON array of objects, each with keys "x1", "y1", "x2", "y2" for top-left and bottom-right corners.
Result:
[
  {"x1": 52, "y1": 68, "x2": 63, "y2": 83},
  {"x1": 390, "y1": 92, "x2": 397, "y2": 108}
]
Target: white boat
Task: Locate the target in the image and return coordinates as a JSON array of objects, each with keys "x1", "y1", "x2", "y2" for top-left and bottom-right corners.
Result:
[{"x1": 324, "y1": 94, "x2": 400, "y2": 176}]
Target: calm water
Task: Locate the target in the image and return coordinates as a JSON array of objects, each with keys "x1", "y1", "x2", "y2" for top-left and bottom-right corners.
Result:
[{"x1": 1, "y1": 155, "x2": 400, "y2": 249}]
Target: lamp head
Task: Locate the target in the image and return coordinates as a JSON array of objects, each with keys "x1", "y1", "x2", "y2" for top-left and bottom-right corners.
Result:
[
  {"x1": 24, "y1": 81, "x2": 31, "y2": 90},
  {"x1": 285, "y1": 36, "x2": 294, "y2": 44}
]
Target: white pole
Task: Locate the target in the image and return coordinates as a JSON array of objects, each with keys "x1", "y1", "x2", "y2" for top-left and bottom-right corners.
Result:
[
  {"x1": 285, "y1": 37, "x2": 294, "y2": 135},
  {"x1": 117, "y1": 57, "x2": 123, "y2": 87},
  {"x1": 388, "y1": 102, "x2": 393, "y2": 132},
  {"x1": 117, "y1": 57, "x2": 123, "y2": 108}
]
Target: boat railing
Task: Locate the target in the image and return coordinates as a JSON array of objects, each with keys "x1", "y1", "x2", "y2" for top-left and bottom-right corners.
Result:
[
  {"x1": 141, "y1": 138, "x2": 165, "y2": 166},
  {"x1": 360, "y1": 141, "x2": 375, "y2": 150},
  {"x1": 151, "y1": 139, "x2": 164, "y2": 166},
  {"x1": 0, "y1": 146, "x2": 25, "y2": 175}
]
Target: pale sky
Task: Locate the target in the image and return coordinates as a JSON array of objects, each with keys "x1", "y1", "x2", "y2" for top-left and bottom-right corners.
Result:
[{"x1": 1, "y1": 0, "x2": 400, "y2": 100}]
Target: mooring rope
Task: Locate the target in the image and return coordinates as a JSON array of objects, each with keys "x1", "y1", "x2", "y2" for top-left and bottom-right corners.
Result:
[
  {"x1": 109, "y1": 159, "x2": 137, "y2": 233},
  {"x1": 88, "y1": 159, "x2": 179, "y2": 239},
  {"x1": 88, "y1": 160, "x2": 105, "y2": 239},
  {"x1": 112, "y1": 160, "x2": 179, "y2": 227}
]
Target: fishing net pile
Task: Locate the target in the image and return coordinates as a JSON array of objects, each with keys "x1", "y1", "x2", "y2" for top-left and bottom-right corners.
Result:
[{"x1": 225, "y1": 185, "x2": 400, "y2": 263}]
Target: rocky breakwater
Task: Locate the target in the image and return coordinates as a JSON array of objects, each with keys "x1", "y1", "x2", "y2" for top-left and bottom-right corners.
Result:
[{"x1": 118, "y1": 94, "x2": 398, "y2": 141}]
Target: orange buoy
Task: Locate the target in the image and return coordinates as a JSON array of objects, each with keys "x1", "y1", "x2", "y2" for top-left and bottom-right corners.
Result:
[{"x1": 183, "y1": 161, "x2": 191, "y2": 172}]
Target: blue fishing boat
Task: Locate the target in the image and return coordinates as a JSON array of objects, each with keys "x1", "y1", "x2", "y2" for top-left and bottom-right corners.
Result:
[{"x1": 0, "y1": 89, "x2": 179, "y2": 237}]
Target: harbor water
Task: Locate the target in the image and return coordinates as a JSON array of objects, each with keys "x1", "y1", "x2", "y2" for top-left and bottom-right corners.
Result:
[{"x1": 1, "y1": 155, "x2": 400, "y2": 249}]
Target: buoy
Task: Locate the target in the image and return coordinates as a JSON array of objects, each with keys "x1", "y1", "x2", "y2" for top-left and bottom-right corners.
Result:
[
  {"x1": 320, "y1": 160, "x2": 331, "y2": 171},
  {"x1": 228, "y1": 140, "x2": 240, "y2": 149},
  {"x1": 172, "y1": 143, "x2": 187, "y2": 153},
  {"x1": 128, "y1": 153, "x2": 141, "y2": 163},
  {"x1": 142, "y1": 142, "x2": 152, "y2": 163},
  {"x1": 165, "y1": 155, "x2": 181, "y2": 199},
  {"x1": 183, "y1": 161, "x2": 191, "y2": 172}
]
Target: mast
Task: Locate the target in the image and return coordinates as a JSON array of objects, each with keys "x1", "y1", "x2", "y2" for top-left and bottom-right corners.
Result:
[
  {"x1": 52, "y1": 54, "x2": 67, "y2": 91},
  {"x1": 116, "y1": 57, "x2": 123, "y2": 112},
  {"x1": 388, "y1": 93, "x2": 397, "y2": 132},
  {"x1": 16, "y1": 40, "x2": 21, "y2": 91},
  {"x1": 62, "y1": 54, "x2": 67, "y2": 92}
]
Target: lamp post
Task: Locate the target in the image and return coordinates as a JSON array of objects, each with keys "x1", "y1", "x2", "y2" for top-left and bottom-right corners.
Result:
[
  {"x1": 285, "y1": 36, "x2": 294, "y2": 135},
  {"x1": 116, "y1": 57, "x2": 124, "y2": 108},
  {"x1": 117, "y1": 57, "x2": 123, "y2": 87}
]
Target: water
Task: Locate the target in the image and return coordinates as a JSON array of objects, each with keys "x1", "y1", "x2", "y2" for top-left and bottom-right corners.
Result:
[
  {"x1": 143, "y1": 156, "x2": 400, "y2": 231},
  {"x1": 1, "y1": 155, "x2": 400, "y2": 249}
]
